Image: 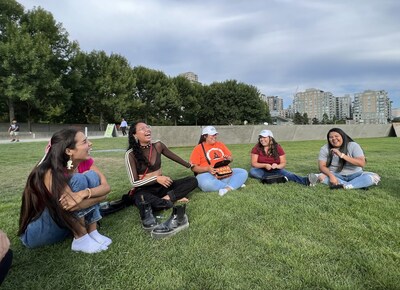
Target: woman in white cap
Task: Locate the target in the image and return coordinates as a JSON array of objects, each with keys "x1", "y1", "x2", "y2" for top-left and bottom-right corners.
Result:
[
  {"x1": 190, "y1": 126, "x2": 248, "y2": 196},
  {"x1": 250, "y1": 129, "x2": 318, "y2": 186}
]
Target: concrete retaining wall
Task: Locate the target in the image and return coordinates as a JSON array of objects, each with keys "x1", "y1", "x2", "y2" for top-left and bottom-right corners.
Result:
[
  {"x1": 0, "y1": 123, "x2": 101, "y2": 139},
  {"x1": 1, "y1": 123, "x2": 397, "y2": 145},
  {"x1": 151, "y1": 124, "x2": 396, "y2": 147}
]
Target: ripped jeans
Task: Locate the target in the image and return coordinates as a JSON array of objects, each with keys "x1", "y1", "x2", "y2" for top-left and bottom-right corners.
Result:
[{"x1": 321, "y1": 171, "x2": 380, "y2": 189}]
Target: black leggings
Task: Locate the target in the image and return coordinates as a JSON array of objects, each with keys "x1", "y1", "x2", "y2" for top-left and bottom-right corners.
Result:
[
  {"x1": 0, "y1": 249, "x2": 12, "y2": 286},
  {"x1": 133, "y1": 176, "x2": 198, "y2": 211}
]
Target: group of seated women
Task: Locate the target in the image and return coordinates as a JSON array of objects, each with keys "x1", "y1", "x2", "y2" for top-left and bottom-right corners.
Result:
[{"x1": 14, "y1": 123, "x2": 380, "y2": 258}]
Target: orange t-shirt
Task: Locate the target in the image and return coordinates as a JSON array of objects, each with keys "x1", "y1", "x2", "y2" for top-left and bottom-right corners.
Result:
[{"x1": 190, "y1": 142, "x2": 232, "y2": 167}]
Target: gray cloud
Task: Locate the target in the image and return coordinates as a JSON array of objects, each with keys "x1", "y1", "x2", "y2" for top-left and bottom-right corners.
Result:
[{"x1": 18, "y1": 0, "x2": 400, "y2": 107}]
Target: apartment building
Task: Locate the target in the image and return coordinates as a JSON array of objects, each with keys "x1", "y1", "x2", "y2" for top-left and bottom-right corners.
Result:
[
  {"x1": 336, "y1": 94, "x2": 352, "y2": 120},
  {"x1": 266, "y1": 95, "x2": 289, "y2": 120},
  {"x1": 266, "y1": 96, "x2": 283, "y2": 111},
  {"x1": 293, "y1": 88, "x2": 336, "y2": 122},
  {"x1": 352, "y1": 90, "x2": 391, "y2": 124},
  {"x1": 179, "y1": 72, "x2": 199, "y2": 83}
]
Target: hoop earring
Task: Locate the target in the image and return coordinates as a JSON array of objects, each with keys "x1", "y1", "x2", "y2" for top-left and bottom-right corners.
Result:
[{"x1": 67, "y1": 156, "x2": 74, "y2": 170}]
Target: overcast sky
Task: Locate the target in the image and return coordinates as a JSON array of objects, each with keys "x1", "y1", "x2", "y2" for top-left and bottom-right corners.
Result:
[{"x1": 18, "y1": 0, "x2": 400, "y2": 108}]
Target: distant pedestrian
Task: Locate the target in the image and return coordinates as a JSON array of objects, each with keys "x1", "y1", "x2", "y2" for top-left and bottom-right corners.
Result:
[
  {"x1": 120, "y1": 118, "x2": 128, "y2": 136},
  {"x1": 8, "y1": 119, "x2": 20, "y2": 142}
]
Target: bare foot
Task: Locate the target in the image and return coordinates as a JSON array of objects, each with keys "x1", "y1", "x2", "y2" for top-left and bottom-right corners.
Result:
[{"x1": 177, "y1": 197, "x2": 189, "y2": 203}]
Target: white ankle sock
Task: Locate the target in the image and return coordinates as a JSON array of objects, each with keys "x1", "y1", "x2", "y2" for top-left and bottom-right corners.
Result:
[
  {"x1": 71, "y1": 233, "x2": 107, "y2": 254},
  {"x1": 89, "y1": 230, "x2": 112, "y2": 247}
]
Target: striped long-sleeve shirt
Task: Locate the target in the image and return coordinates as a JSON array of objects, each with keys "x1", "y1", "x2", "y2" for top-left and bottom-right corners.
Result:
[{"x1": 125, "y1": 141, "x2": 191, "y2": 188}]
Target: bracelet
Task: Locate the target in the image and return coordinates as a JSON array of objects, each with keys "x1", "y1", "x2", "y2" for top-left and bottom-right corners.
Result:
[
  {"x1": 86, "y1": 188, "x2": 92, "y2": 199},
  {"x1": 340, "y1": 153, "x2": 345, "y2": 158}
]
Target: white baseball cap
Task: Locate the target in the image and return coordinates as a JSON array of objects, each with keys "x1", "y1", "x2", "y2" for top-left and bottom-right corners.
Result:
[
  {"x1": 259, "y1": 129, "x2": 273, "y2": 138},
  {"x1": 202, "y1": 126, "x2": 218, "y2": 135}
]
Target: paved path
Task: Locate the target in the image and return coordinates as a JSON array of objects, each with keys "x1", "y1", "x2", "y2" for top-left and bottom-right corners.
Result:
[{"x1": 0, "y1": 135, "x2": 125, "y2": 145}]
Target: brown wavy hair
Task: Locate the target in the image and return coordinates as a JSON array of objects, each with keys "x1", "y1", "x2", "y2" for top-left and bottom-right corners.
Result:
[{"x1": 257, "y1": 136, "x2": 280, "y2": 161}]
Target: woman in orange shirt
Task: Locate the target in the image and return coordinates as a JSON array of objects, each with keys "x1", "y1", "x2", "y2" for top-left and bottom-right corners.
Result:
[{"x1": 190, "y1": 126, "x2": 248, "y2": 196}]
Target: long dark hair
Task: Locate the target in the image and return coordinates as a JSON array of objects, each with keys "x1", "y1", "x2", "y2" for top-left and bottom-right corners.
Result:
[
  {"x1": 326, "y1": 127, "x2": 354, "y2": 172},
  {"x1": 257, "y1": 136, "x2": 280, "y2": 160},
  {"x1": 198, "y1": 134, "x2": 207, "y2": 145},
  {"x1": 128, "y1": 121, "x2": 153, "y2": 169},
  {"x1": 18, "y1": 128, "x2": 80, "y2": 235}
]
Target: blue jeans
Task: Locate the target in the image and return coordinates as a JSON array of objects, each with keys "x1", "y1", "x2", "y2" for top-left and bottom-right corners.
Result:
[
  {"x1": 69, "y1": 170, "x2": 102, "y2": 225},
  {"x1": 196, "y1": 168, "x2": 248, "y2": 192},
  {"x1": 20, "y1": 170, "x2": 102, "y2": 248},
  {"x1": 250, "y1": 167, "x2": 309, "y2": 185},
  {"x1": 321, "y1": 171, "x2": 379, "y2": 189}
]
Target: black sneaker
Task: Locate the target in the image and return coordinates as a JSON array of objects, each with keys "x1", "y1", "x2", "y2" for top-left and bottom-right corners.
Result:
[
  {"x1": 330, "y1": 184, "x2": 344, "y2": 190},
  {"x1": 10, "y1": 139, "x2": 15, "y2": 142}
]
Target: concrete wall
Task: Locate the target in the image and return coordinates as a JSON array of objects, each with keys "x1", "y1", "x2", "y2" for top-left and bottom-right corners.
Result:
[
  {"x1": 0, "y1": 123, "x2": 100, "y2": 132},
  {"x1": 151, "y1": 124, "x2": 395, "y2": 147},
  {"x1": 0, "y1": 123, "x2": 101, "y2": 139},
  {"x1": 1, "y1": 123, "x2": 396, "y2": 144}
]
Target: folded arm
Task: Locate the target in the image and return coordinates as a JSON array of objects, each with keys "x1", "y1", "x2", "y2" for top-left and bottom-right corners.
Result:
[{"x1": 59, "y1": 165, "x2": 110, "y2": 211}]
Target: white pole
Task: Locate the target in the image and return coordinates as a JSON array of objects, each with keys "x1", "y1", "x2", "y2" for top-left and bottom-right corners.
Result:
[{"x1": 85, "y1": 127, "x2": 88, "y2": 137}]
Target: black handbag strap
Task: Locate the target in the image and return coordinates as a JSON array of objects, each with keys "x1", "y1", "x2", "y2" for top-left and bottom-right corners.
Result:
[{"x1": 201, "y1": 143, "x2": 211, "y2": 165}]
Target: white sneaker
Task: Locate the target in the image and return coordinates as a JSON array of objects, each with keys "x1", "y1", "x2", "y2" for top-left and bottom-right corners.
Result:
[
  {"x1": 218, "y1": 188, "x2": 228, "y2": 196},
  {"x1": 307, "y1": 173, "x2": 319, "y2": 186}
]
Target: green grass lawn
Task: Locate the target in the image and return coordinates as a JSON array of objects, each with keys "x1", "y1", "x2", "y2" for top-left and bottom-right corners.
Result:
[{"x1": 0, "y1": 137, "x2": 399, "y2": 289}]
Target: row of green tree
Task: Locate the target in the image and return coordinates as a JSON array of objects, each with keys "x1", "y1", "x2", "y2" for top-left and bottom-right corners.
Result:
[
  {"x1": 0, "y1": 1, "x2": 271, "y2": 128},
  {"x1": 292, "y1": 112, "x2": 346, "y2": 125}
]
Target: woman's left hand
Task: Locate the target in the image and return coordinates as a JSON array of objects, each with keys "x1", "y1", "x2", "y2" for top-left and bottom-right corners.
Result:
[
  {"x1": 157, "y1": 176, "x2": 173, "y2": 188},
  {"x1": 330, "y1": 148, "x2": 342, "y2": 157},
  {"x1": 59, "y1": 190, "x2": 85, "y2": 211},
  {"x1": 271, "y1": 163, "x2": 279, "y2": 169}
]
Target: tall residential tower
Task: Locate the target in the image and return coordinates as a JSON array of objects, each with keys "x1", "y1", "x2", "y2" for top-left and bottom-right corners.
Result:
[
  {"x1": 353, "y1": 90, "x2": 391, "y2": 124},
  {"x1": 293, "y1": 88, "x2": 336, "y2": 122}
]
